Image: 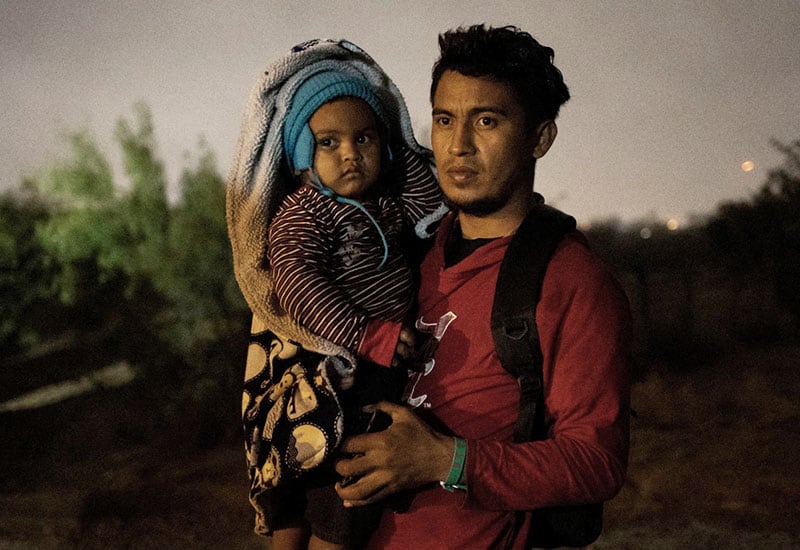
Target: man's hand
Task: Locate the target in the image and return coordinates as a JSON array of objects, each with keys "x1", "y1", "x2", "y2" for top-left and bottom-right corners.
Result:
[{"x1": 334, "y1": 401, "x2": 455, "y2": 507}]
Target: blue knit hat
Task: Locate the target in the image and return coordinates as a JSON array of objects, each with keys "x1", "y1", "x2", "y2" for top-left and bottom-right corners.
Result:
[{"x1": 283, "y1": 70, "x2": 387, "y2": 173}]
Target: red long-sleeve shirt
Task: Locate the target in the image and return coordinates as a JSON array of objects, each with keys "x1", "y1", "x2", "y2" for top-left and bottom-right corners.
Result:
[{"x1": 369, "y1": 214, "x2": 632, "y2": 549}]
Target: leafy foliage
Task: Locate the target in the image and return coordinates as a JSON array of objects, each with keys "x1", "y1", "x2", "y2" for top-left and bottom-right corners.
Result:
[
  {"x1": 0, "y1": 189, "x2": 58, "y2": 351},
  {"x1": 114, "y1": 103, "x2": 170, "y2": 285},
  {"x1": 2, "y1": 104, "x2": 249, "y2": 444},
  {"x1": 154, "y1": 143, "x2": 247, "y2": 356},
  {"x1": 32, "y1": 130, "x2": 126, "y2": 303}
]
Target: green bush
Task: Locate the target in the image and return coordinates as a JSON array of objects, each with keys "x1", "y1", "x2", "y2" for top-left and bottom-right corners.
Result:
[{"x1": 2, "y1": 104, "x2": 250, "y2": 445}]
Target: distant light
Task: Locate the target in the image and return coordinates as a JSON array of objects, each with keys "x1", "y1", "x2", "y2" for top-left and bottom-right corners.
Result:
[
  {"x1": 640, "y1": 227, "x2": 652, "y2": 239},
  {"x1": 741, "y1": 160, "x2": 755, "y2": 172},
  {"x1": 666, "y1": 218, "x2": 680, "y2": 231}
]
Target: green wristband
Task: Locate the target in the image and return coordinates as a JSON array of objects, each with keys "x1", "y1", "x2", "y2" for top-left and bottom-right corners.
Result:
[{"x1": 440, "y1": 437, "x2": 467, "y2": 492}]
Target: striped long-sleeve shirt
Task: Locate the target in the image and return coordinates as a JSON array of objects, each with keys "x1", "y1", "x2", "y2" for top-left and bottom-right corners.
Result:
[{"x1": 268, "y1": 147, "x2": 442, "y2": 358}]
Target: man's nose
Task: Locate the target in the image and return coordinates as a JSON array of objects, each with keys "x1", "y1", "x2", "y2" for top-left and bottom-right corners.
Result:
[{"x1": 448, "y1": 123, "x2": 475, "y2": 156}]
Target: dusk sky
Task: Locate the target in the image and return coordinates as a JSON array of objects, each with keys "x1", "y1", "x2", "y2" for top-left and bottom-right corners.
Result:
[{"x1": 2, "y1": 1, "x2": 798, "y2": 224}]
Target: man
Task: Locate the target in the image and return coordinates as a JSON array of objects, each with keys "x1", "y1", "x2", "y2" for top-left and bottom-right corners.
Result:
[{"x1": 335, "y1": 25, "x2": 631, "y2": 549}]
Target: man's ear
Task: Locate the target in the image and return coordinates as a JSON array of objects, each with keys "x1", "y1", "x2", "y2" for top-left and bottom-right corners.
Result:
[{"x1": 532, "y1": 120, "x2": 558, "y2": 159}]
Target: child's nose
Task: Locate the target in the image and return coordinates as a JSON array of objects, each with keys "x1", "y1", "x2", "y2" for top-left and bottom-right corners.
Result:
[{"x1": 342, "y1": 141, "x2": 363, "y2": 161}]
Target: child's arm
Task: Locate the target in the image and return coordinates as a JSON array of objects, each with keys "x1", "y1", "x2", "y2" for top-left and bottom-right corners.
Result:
[
  {"x1": 357, "y1": 320, "x2": 418, "y2": 368},
  {"x1": 269, "y1": 198, "x2": 405, "y2": 367}
]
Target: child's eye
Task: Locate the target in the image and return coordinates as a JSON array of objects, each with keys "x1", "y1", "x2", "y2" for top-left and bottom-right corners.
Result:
[
  {"x1": 317, "y1": 138, "x2": 335, "y2": 148},
  {"x1": 357, "y1": 130, "x2": 379, "y2": 145}
]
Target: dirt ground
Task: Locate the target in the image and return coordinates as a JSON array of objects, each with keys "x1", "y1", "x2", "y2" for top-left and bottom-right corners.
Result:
[
  {"x1": 2, "y1": 344, "x2": 799, "y2": 549},
  {"x1": 598, "y1": 344, "x2": 800, "y2": 549}
]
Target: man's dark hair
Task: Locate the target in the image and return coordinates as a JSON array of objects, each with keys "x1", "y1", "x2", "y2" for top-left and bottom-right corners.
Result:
[{"x1": 430, "y1": 24, "x2": 570, "y2": 129}]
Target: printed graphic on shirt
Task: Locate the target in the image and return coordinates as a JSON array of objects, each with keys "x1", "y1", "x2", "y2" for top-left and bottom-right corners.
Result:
[
  {"x1": 403, "y1": 311, "x2": 457, "y2": 408},
  {"x1": 333, "y1": 222, "x2": 370, "y2": 266}
]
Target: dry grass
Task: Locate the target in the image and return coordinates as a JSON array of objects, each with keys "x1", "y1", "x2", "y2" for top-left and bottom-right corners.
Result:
[
  {"x1": 2, "y1": 345, "x2": 799, "y2": 548},
  {"x1": 598, "y1": 344, "x2": 800, "y2": 548}
]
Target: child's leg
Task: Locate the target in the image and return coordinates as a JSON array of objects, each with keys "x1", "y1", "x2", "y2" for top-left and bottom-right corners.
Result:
[
  {"x1": 308, "y1": 535, "x2": 347, "y2": 550},
  {"x1": 270, "y1": 522, "x2": 309, "y2": 550}
]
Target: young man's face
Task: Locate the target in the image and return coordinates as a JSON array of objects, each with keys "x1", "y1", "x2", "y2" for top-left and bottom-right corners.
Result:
[
  {"x1": 431, "y1": 70, "x2": 538, "y2": 217},
  {"x1": 309, "y1": 97, "x2": 381, "y2": 199}
]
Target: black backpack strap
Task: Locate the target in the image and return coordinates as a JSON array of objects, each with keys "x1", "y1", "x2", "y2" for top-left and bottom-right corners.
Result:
[
  {"x1": 491, "y1": 205, "x2": 605, "y2": 549},
  {"x1": 490, "y1": 204, "x2": 576, "y2": 443}
]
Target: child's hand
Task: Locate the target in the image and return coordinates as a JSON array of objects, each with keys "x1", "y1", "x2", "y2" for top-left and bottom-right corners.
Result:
[
  {"x1": 390, "y1": 326, "x2": 416, "y2": 368},
  {"x1": 390, "y1": 326, "x2": 438, "y2": 370}
]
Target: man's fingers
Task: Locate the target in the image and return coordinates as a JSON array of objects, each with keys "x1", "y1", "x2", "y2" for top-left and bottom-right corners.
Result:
[
  {"x1": 342, "y1": 490, "x2": 388, "y2": 508},
  {"x1": 338, "y1": 430, "x2": 374, "y2": 454},
  {"x1": 371, "y1": 400, "x2": 409, "y2": 421},
  {"x1": 335, "y1": 448, "x2": 372, "y2": 478},
  {"x1": 336, "y1": 472, "x2": 391, "y2": 507},
  {"x1": 335, "y1": 403, "x2": 433, "y2": 506}
]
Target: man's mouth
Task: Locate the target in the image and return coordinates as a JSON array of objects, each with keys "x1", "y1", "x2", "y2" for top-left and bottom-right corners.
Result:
[{"x1": 446, "y1": 167, "x2": 478, "y2": 183}]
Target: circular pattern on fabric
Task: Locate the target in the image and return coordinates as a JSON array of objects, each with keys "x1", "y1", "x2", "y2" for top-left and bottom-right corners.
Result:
[
  {"x1": 244, "y1": 342, "x2": 268, "y2": 382},
  {"x1": 286, "y1": 423, "x2": 328, "y2": 470}
]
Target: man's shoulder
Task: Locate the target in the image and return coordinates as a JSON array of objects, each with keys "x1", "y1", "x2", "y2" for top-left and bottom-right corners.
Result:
[
  {"x1": 547, "y1": 231, "x2": 622, "y2": 291},
  {"x1": 542, "y1": 230, "x2": 629, "y2": 314},
  {"x1": 551, "y1": 230, "x2": 600, "y2": 266}
]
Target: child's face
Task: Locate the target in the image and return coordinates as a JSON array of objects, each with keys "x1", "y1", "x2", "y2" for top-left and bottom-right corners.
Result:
[{"x1": 308, "y1": 97, "x2": 381, "y2": 199}]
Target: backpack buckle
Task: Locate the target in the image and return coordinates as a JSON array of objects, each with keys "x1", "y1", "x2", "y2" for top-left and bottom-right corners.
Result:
[{"x1": 503, "y1": 317, "x2": 529, "y2": 341}]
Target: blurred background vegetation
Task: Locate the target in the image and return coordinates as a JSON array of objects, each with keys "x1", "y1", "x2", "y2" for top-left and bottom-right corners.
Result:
[
  {"x1": 2, "y1": 104, "x2": 799, "y2": 440},
  {"x1": 1, "y1": 104, "x2": 251, "y2": 448},
  {"x1": 0, "y1": 105, "x2": 798, "y2": 546}
]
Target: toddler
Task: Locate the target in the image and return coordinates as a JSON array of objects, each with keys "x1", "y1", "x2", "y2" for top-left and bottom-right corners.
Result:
[{"x1": 228, "y1": 40, "x2": 445, "y2": 550}]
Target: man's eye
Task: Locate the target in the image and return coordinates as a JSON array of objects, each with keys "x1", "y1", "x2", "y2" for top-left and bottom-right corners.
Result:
[
  {"x1": 356, "y1": 135, "x2": 369, "y2": 144},
  {"x1": 478, "y1": 117, "x2": 496, "y2": 127},
  {"x1": 434, "y1": 116, "x2": 450, "y2": 126}
]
